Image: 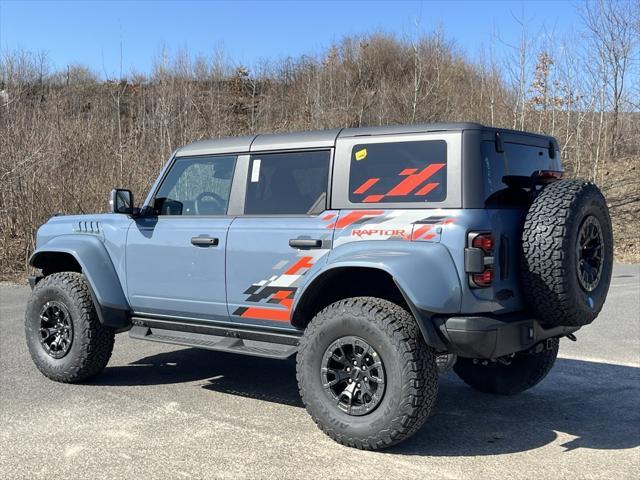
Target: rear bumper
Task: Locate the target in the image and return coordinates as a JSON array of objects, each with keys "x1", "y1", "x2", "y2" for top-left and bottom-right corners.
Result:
[{"x1": 432, "y1": 312, "x2": 579, "y2": 359}]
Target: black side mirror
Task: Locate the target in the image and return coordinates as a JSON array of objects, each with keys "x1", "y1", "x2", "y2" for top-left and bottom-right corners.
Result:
[{"x1": 109, "y1": 189, "x2": 134, "y2": 214}]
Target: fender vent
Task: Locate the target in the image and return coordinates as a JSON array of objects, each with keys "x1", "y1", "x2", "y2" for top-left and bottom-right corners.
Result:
[{"x1": 75, "y1": 221, "x2": 101, "y2": 234}]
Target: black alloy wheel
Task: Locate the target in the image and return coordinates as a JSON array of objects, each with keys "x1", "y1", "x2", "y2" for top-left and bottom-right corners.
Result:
[
  {"x1": 38, "y1": 301, "x2": 74, "y2": 359},
  {"x1": 321, "y1": 336, "x2": 386, "y2": 416},
  {"x1": 576, "y1": 215, "x2": 604, "y2": 292}
]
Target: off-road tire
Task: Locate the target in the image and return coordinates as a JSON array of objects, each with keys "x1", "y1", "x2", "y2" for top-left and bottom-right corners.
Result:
[
  {"x1": 454, "y1": 338, "x2": 559, "y2": 395},
  {"x1": 25, "y1": 272, "x2": 115, "y2": 383},
  {"x1": 522, "y1": 180, "x2": 613, "y2": 327},
  {"x1": 296, "y1": 297, "x2": 438, "y2": 450}
]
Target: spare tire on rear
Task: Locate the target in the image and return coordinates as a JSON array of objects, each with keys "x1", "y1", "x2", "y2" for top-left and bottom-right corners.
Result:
[{"x1": 521, "y1": 179, "x2": 613, "y2": 327}]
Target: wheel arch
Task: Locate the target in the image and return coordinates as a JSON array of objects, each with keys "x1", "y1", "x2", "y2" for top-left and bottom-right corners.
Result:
[
  {"x1": 31, "y1": 250, "x2": 82, "y2": 274},
  {"x1": 29, "y1": 235, "x2": 130, "y2": 330},
  {"x1": 291, "y1": 257, "x2": 455, "y2": 350},
  {"x1": 291, "y1": 266, "x2": 406, "y2": 327}
]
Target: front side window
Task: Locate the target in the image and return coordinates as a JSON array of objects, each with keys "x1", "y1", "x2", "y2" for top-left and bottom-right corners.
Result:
[
  {"x1": 348, "y1": 140, "x2": 447, "y2": 203},
  {"x1": 245, "y1": 151, "x2": 330, "y2": 215},
  {"x1": 153, "y1": 155, "x2": 236, "y2": 215}
]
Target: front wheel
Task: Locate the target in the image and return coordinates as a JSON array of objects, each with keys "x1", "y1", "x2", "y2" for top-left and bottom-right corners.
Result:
[
  {"x1": 453, "y1": 338, "x2": 559, "y2": 395},
  {"x1": 296, "y1": 297, "x2": 438, "y2": 450},
  {"x1": 25, "y1": 272, "x2": 115, "y2": 383}
]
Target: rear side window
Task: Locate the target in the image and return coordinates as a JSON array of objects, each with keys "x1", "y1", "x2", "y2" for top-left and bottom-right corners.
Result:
[
  {"x1": 482, "y1": 141, "x2": 561, "y2": 204},
  {"x1": 245, "y1": 150, "x2": 330, "y2": 215},
  {"x1": 348, "y1": 140, "x2": 447, "y2": 203}
]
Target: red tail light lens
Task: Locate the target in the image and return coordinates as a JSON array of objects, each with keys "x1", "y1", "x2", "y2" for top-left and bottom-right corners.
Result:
[
  {"x1": 472, "y1": 233, "x2": 494, "y2": 253},
  {"x1": 472, "y1": 269, "x2": 493, "y2": 288},
  {"x1": 536, "y1": 170, "x2": 563, "y2": 180},
  {"x1": 467, "y1": 231, "x2": 495, "y2": 288}
]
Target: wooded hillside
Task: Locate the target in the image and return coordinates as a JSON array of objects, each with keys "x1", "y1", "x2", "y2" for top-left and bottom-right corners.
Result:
[{"x1": 1, "y1": 0, "x2": 638, "y2": 276}]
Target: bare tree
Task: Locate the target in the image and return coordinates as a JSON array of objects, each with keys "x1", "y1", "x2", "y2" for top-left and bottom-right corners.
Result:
[{"x1": 1, "y1": 5, "x2": 639, "y2": 276}]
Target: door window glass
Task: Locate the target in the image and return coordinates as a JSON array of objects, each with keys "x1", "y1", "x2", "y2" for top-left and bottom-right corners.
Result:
[
  {"x1": 245, "y1": 151, "x2": 330, "y2": 215},
  {"x1": 154, "y1": 155, "x2": 236, "y2": 215}
]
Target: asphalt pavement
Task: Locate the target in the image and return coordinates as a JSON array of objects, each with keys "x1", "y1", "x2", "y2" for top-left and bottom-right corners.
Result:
[{"x1": 1, "y1": 265, "x2": 639, "y2": 479}]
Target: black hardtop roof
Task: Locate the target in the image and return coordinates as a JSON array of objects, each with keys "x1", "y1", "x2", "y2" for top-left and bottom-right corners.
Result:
[{"x1": 175, "y1": 122, "x2": 555, "y2": 157}]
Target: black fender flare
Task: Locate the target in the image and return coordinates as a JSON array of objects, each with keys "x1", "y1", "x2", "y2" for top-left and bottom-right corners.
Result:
[
  {"x1": 291, "y1": 241, "x2": 463, "y2": 350},
  {"x1": 29, "y1": 235, "x2": 130, "y2": 330}
]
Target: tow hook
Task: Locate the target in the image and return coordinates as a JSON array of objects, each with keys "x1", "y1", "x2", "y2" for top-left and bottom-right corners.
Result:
[
  {"x1": 545, "y1": 338, "x2": 555, "y2": 350},
  {"x1": 566, "y1": 333, "x2": 577, "y2": 342}
]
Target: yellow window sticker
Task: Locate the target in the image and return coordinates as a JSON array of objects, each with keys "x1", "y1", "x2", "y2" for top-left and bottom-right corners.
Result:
[{"x1": 355, "y1": 148, "x2": 367, "y2": 161}]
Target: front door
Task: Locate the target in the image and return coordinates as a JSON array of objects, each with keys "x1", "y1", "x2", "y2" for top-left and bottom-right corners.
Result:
[
  {"x1": 126, "y1": 154, "x2": 237, "y2": 321},
  {"x1": 226, "y1": 150, "x2": 334, "y2": 329}
]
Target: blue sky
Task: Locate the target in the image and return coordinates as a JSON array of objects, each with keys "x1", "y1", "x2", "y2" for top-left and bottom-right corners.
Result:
[{"x1": 0, "y1": 0, "x2": 583, "y2": 77}]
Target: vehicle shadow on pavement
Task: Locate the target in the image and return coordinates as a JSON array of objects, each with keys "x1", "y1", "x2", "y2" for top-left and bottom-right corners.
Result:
[
  {"x1": 94, "y1": 348, "x2": 304, "y2": 407},
  {"x1": 95, "y1": 350, "x2": 639, "y2": 455},
  {"x1": 391, "y1": 358, "x2": 640, "y2": 456}
]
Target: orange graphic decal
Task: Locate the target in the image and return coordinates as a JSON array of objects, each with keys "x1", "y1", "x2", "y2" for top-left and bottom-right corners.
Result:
[
  {"x1": 272, "y1": 290, "x2": 292, "y2": 300},
  {"x1": 239, "y1": 307, "x2": 290, "y2": 322},
  {"x1": 279, "y1": 298, "x2": 293, "y2": 308},
  {"x1": 415, "y1": 183, "x2": 439, "y2": 196},
  {"x1": 284, "y1": 256, "x2": 314, "y2": 275},
  {"x1": 353, "y1": 178, "x2": 380, "y2": 194},
  {"x1": 352, "y1": 163, "x2": 445, "y2": 203},
  {"x1": 327, "y1": 210, "x2": 384, "y2": 229},
  {"x1": 386, "y1": 163, "x2": 445, "y2": 196},
  {"x1": 411, "y1": 224, "x2": 433, "y2": 240}
]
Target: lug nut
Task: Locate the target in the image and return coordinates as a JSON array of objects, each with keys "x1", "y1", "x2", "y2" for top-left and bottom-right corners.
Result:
[
  {"x1": 346, "y1": 367, "x2": 350, "y2": 372},
  {"x1": 356, "y1": 383, "x2": 361, "y2": 388},
  {"x1": 364, "y1": 377, "x2": 368, "y2": 382},
  {"x1": 348, "y1": 379, "x2": 352, "y2": 383},
  {"x1": 353, "y1": 360, "x2": 357, "y2": 365},
  {"x1": 362, "y1": 365, "x2": 367, "y2": 370}
]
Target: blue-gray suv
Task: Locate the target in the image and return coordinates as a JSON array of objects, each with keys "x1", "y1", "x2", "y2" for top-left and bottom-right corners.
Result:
[{"x1": 25, "y1": 123, "x2": 613, "y2": 449}]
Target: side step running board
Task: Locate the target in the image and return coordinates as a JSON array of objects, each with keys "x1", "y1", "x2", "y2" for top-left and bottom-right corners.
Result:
[{"x1": 129, "y1": 325, "x2": 298, "y2": 360}]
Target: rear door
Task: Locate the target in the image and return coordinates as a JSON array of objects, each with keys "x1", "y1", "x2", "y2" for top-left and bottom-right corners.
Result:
[{"x1": 226, "y1": 150, "x2": 335, "y2": 329}]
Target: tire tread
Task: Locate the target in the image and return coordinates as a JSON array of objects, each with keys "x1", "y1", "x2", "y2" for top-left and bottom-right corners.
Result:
[
  {"x1": 522, "y1": 179, "x2": 612, "y2": 326},
  {"x1": 26, "y1": 272, "x2": 114, "y2": 383},
  {"x1": 296, "y1": 297, "x2": 438, "y2": 450}
]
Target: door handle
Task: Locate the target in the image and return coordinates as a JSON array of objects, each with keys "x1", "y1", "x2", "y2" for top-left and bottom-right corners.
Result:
[
  {"x1": 289, "y1": 238, "x2": 323, "y2": 249},
  {"x1": 191, "y1": 236, "x2": 219, "y2": 247}
]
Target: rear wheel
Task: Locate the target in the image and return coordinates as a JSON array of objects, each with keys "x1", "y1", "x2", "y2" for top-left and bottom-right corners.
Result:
[
  {"x1": 25, "y1": 272, "x2": 115, "y2": 383},
  {"x1": 453, "y1": 338, "x2": 559, "y2": 395},
  {"x1": 296, "y1": 297, "x2": 438, "y2": 450}
]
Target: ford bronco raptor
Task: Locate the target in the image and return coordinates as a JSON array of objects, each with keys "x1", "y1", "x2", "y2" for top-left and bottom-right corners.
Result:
[{"x1": 26, "y1": 123, "x2": 613, "y2": 450}]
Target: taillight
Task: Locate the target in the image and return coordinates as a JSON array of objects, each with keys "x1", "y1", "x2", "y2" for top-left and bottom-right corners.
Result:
[
  {"x1": 472, "y1": 269, "x2": 493, "y2": 287},
  {"x1": 536, "y1": 170, "x2": 563, "y2": 179},
  {"x1": 466, "y1": 232, "x2": 495, "y2": 288},
  {"x1": 534, "y1": 170, "x2": 563, "y2": 185},
  {"x1": 472, "y1": 233, "x2": 494, "y2": 253}
]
